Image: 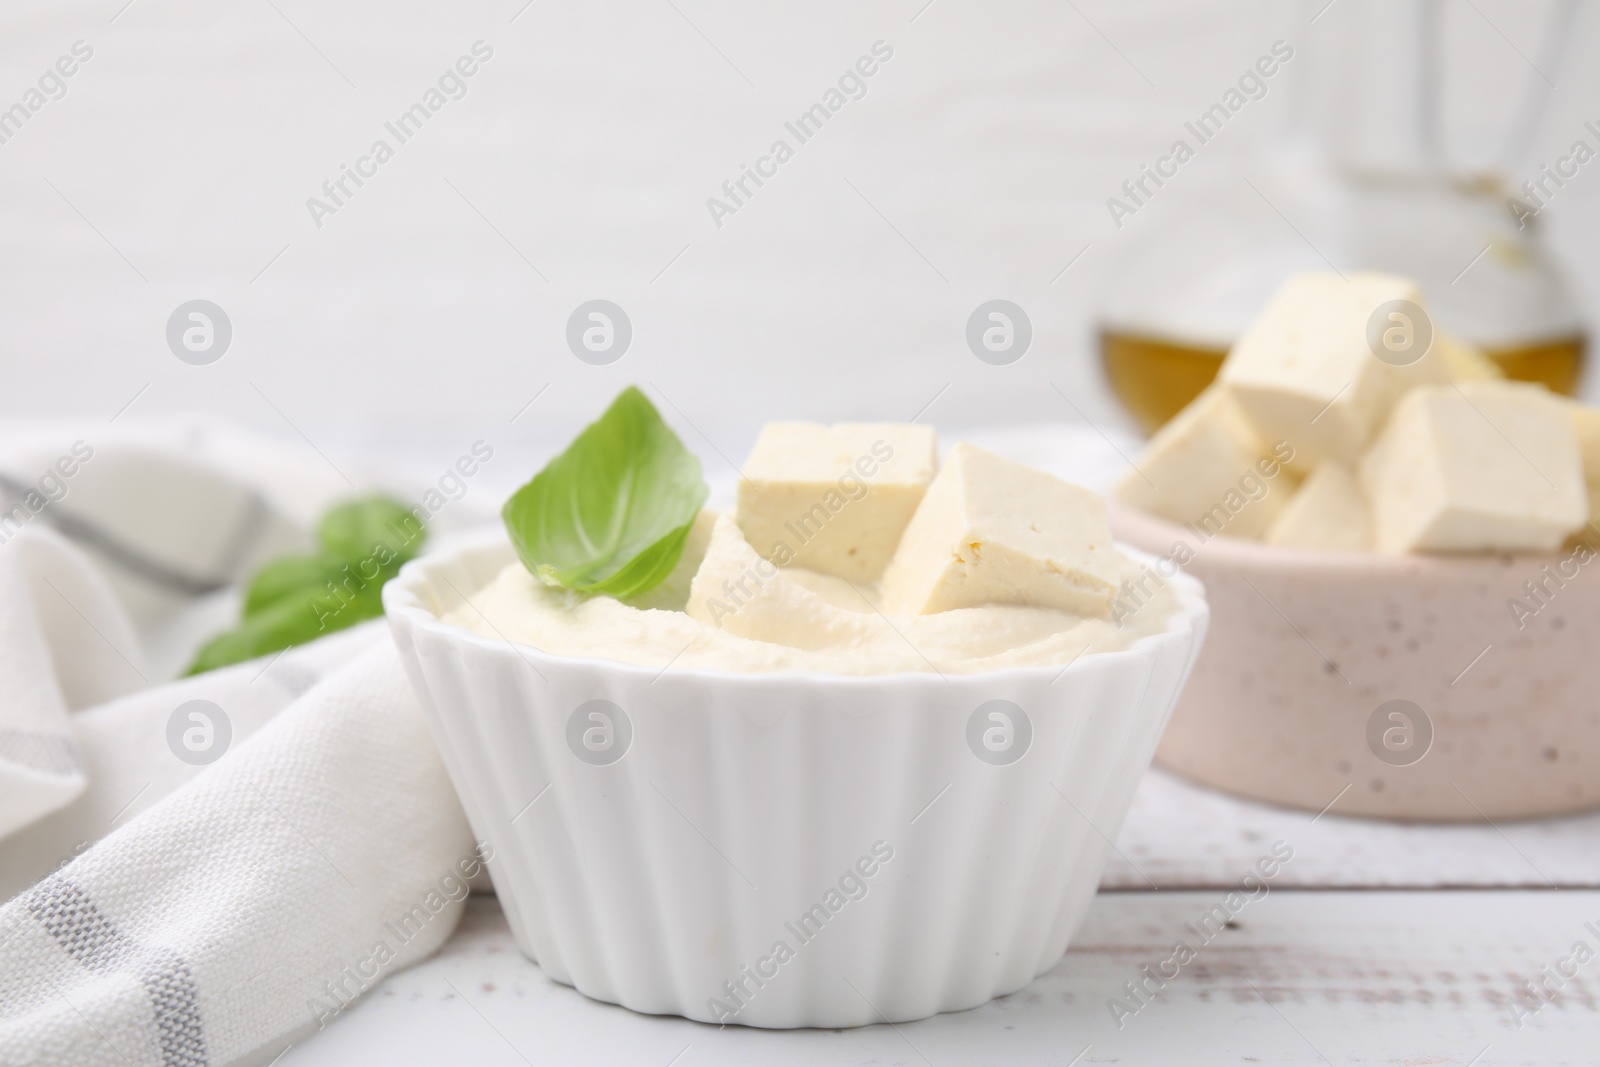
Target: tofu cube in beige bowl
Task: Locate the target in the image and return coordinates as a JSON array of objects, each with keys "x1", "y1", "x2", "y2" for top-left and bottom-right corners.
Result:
[
  {"x1": 385, "y1": 397, "x2": 1208, "y2": 1028},
  {"x1": 1112, "y1": 270, "x2": 1600, "y2": 821}
]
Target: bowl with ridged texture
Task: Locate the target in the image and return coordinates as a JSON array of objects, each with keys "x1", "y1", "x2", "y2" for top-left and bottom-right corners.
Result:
[{"x1": 385, "y1": 534, "x2": 1208, "y2": 1027}]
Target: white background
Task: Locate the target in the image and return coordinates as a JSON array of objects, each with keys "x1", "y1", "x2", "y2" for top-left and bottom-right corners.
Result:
[{"x1": 1, "y1": 0, "x2": 1598, "y2": 463}]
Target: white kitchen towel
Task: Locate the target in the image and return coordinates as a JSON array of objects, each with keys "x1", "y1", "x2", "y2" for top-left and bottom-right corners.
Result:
[
  {"x1": 0, "y1": 640, "x2": 478, "y2": 1067},
  {"x1": 0, "y1": 432, "x2": 482, "y2": 1067},
  {"x1": 0, "y1": 529, "x2": 130, "y2": 844}
]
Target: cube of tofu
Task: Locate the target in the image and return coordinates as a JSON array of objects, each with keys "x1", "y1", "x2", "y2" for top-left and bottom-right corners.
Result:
[
  {"x1": 1116, "y1": 387, "x2": 1296, "y2": 540},
  {"x1": 625, "y1": 508, "x2": 720, "y2": 611},
  {"x1": 1436, "y1": 332, "x2": 1503, "y2": 382},
  {"x1": 687, "y1": 514, "x2": 842, "y2": 648},
  {"x1": 1219, "y1": 272, "x2": 1449, "y2": 467},
  {"x1": 879, "y1": 442, "x2": 1122, "y2": 617},
  {"x1": 1265, "y1": 463, "x2": 1370, "y2": 552},
  {"x1": 736, "y1": 422, "x2": 937, "y2": 582},
  {"x1": 1565, "y1": 403, "x2": 1600, "y2": 547},
  {"x1": 1360, "y1": 382, "x2": 1587, "y2": 553},
  {"x1": 1570, "y1": 403, "x2": 1600, "y2": 471}
]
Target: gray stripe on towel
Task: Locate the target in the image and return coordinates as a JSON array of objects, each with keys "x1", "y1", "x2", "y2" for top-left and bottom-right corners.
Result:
[{"x1": 25, "y1": 877, "x2": 207, "y2": 1067}]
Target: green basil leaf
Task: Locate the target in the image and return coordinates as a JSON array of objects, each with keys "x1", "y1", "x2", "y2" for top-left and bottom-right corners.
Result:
[
  {"x1": 242, "y1": 554, "x2": 344, "y2": 619},
  {"x1": 185, "y1": 561, "x2": 395, "y2": 675},
  {"x1": 501, "y1": 385, "x2": 708, "y2": 599},
  {"x1": 319, "y1": 496, "x2": 423, "y2": 564},
  {"x1": 185, "y1": 493, "x2": 424, "y2": 674}
]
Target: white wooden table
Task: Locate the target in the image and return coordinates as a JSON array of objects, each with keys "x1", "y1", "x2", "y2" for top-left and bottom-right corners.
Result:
[
  {"x1": 282, "y1": 766, "x2": 1600, "y2": 1066},
  {"x1": 243, "y1": 426, "x2": 1600, "y2": 1065}
]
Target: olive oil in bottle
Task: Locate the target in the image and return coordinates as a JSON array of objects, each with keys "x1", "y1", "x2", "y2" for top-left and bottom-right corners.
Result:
[{"x1": 1100, "y1": 330, "x2": 1585, "y2": 435}]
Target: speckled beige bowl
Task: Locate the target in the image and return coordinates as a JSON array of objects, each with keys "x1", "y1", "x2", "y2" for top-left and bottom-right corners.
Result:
[{"x1": 1110, "y1": 502, "x2": 1600, "y2": 821}]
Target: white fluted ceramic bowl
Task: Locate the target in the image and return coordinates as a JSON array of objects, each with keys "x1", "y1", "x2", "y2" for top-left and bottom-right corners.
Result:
[{"x1": 384, "y1": 535, "x2": 1208, "y2": 1028}]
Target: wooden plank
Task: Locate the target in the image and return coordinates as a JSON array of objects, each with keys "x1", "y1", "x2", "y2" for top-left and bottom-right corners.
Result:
[
  {"x1": 1105, "y1": 768, "x2": 1600, "y2": 890},
  {"x1": 286, "y1": 892, "x2": 1598, "y2": 1066}
]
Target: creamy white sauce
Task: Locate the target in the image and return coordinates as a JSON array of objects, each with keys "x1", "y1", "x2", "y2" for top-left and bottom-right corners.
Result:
[{"x1": 446, "y1": 513, "x2": 1179, "y2": 675}]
